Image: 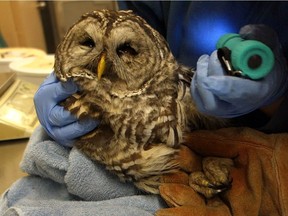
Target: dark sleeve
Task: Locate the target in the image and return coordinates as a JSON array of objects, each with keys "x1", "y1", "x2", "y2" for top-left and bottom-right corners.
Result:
[
  {"x1": 117, "y1": 1, "x2": 169, "y2": 38},
  {"x1": 260, "y1": 93, "x2": 288, "y2": 133},
  {"x1": 230, "y1": 92, "x2": 288, "y2": 134}
]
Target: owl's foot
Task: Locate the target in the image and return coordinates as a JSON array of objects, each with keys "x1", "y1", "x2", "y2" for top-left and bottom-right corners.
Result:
[{"x1": 189, "y1": 157, "x2": 233, "y2": 199}]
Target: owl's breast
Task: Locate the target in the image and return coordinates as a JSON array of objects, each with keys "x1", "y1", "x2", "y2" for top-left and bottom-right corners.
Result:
[{"x1": 104, "y1": 92, "x2": 186, "y2": 148}]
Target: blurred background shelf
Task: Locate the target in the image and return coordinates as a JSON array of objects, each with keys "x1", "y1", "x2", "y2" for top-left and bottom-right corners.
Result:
[{"x1": 0, "y1": 0, "x2": 118, "y2": 53}]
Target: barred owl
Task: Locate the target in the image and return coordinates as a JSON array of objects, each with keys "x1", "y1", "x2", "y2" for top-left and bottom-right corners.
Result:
[{"x1": 54, "y1": 10, "x2": 230, "y2": 195}]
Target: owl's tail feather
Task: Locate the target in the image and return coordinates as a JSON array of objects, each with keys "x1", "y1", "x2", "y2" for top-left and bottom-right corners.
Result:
[
  {"x1": 132, "y1": 145, "x2": 180, "y2": 194},
  {"x1": 134, "y1": 176, "x2": 163, "y2": 194}
]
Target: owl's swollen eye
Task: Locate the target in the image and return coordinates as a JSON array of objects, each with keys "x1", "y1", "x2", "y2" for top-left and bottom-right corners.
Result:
[
  {"x1": 80, "y1": 37, "x2": 95, "y2": 48},
  {"x1": 116, "y1": 43, "x2": 138, "y2": 57}
]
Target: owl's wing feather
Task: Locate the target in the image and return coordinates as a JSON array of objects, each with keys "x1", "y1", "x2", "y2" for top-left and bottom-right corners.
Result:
[{"x1": 178, "y1": 65, "x2": 194, "y2": 87}]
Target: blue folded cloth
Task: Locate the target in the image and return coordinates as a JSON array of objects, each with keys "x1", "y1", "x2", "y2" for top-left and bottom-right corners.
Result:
[{"x1": 0, "y1": 126, "x2": 166, "y2": 215}]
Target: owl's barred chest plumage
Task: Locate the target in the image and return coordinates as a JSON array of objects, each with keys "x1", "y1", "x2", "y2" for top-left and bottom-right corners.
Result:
[
  {"x1": 74, "y1": 67, "x2": 191, "y2": 148},
  {"x1": 55, "y1": 9, "x2": 225, "y2": 193}
]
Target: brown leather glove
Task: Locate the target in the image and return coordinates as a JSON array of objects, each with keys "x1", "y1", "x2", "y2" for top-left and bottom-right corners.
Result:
[{"x1": 156, "y1": 127, "x2": 288, "y2": 216}]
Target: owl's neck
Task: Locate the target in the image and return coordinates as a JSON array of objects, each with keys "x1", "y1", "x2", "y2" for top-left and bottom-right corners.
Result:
[
  {"x1": 109, "y1": 70, "x2": 174, "y2": 99},
  {"x1": 110, "y1": 80, "x2": 151, "y2": 99}
]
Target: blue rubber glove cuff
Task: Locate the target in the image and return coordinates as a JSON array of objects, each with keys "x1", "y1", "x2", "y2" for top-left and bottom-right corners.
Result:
[{"x1": 34, "y1": 73, "x2": 99, "y2": 147}]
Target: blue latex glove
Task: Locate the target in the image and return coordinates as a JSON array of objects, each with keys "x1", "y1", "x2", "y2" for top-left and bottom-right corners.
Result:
[
  {"x1": 34, "y1": 73, "x2": 99, "y2": 147},
  {"x1": 191, "y1": 24, "x2": 288, "y2": 118}
]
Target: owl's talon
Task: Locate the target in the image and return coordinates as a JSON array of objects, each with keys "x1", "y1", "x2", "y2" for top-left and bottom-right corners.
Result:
[
  {"x1": 189, "y1": 178, "x2": 231, "y2": 199},
  {"x1": 209, "y1": 177, "x2": 233, "y2": 191},
  {"x1": 189, "y1": 182, "x2": 225, "y2": 199},
  {"x1": 189, "y1": 157, "x2": 234, "y2": 198}
]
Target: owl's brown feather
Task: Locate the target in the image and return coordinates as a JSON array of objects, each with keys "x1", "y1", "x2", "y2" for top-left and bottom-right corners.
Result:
[{"x1": 55, "y1": 9, "x2": 226, "y2": 193}]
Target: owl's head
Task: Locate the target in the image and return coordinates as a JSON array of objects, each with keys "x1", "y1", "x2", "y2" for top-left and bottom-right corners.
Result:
[{"x1": 55, "y1": 10, "x2": 177, "y2": 91}]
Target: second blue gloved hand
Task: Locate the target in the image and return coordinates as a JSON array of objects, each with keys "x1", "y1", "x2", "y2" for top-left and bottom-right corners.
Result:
[
  {"x1": 191, "y1": 25, "x2": 288, "y2": 118},
  {"x1": 34, "y1": 73, "x2": 99, "y2": 147}
]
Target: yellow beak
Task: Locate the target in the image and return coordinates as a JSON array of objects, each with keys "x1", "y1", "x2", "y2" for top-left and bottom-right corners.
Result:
[{"x1": 97, "y1": 53, "x2": 106, "y2": 80}]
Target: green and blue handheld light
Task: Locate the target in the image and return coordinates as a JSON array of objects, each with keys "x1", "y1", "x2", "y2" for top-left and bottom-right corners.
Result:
[{"x1": 216, "y1": 33, "x2": 274, "y2": 80}]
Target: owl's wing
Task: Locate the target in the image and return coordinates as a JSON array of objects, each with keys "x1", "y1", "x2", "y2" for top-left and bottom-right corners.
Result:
[
  {"x1": 61, "y1": 93, "x2": 102, "y2": 120},
  {"x1": 177, "y1": 65, "x2": 194, "y2": 87},
  {"x1": 176, "y1": 64, "x2": 228, "y2": 130}
]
